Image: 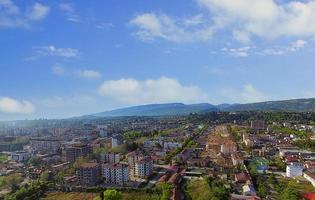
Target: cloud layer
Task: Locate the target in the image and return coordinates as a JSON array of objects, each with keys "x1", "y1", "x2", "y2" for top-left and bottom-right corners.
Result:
[
  {"x1": 130, "y1": 0, "x2": 315, "y2": 43},
  {"x1": 130, "y1": 13, "x2": 213, "y2": 42},
  {"x1": 0, "y1": 97, "x2": 34, "y2": 114},
  {"x1": 0, "y1": 0, "x2": 49, "y2": 28},
  {"x1": 98, "y1": 77, "x2": 210, "y2": 105}
]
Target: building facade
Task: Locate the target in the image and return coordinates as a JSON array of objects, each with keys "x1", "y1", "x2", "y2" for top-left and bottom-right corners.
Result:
[
  {"x1": 76, "y1": 162, "x2": 101, "y2": 186},
  {"x1": 102, "y1": 163, "x2": 129, "y2": 185},
  {"x1": 135, "y1": 157, "x2": 153, "y2": 178},
  {"x1": 65, "y1": 144, "x2": 93, "y2": 163},
  {"x1": 100, "y1": 152, "x2": 120, "y2": 164},
  {"x1": 286, "y1": 163, "x2": 303, "y2": 177}
]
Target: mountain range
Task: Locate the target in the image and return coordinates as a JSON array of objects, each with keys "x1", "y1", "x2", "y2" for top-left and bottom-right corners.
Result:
[{"x1": 84, "y1": 98, "x2": 315, "y2": 118}]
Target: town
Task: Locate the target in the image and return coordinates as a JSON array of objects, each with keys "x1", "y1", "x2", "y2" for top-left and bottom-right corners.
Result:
[{"x1": 1, "y1": 111, "x2": 315, "y2": 200}]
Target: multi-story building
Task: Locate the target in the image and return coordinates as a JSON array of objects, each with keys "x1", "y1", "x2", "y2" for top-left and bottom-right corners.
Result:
[
  {"x1": 65, "y1": 144, "x2": 93, "y2": 163},
  {"x1": 100, "y1": 152, "x2": 120, "y2": 164},
  {"x1": 135, "y1": 157, "x2": 153, "y2": 178},
  {"x1": 286, "y1": 162, "x2": 303, "y2": 177},
  {"x1": 127, "y1": 150, "x2": 148, "y2": 177},
  {"x1": 97, "y1": 125, "x2": 108, "y2": 138},
  {"x1": 111, "y1": 135, "x2": 123, "y2": 148},
  {"x1": 76, "y1": 162, "x2": 101, "y2": 186},
  {"x1": 102, "y1": 163, "x2": 129, "y2": 185},
  {"x1": 30, "y1": 138, "x2": 61, "y2": 154},
  {"x1": 10, "y1": 151, "x2": 30, "y2": 162}
]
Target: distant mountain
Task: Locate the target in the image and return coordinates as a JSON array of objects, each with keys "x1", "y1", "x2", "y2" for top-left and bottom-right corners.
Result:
[
  {"x1": 222, "y1": 98, "x2": 315, "y2": 112},
  {"x1": 90, "y1": 103, "x2": 218, "y2": 117},
  {"x1": 80, "y1": 98, "x2": 315, "y2": 118}
]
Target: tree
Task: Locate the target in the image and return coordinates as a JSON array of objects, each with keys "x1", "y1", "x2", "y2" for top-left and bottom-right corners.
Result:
[
  {"x1": 6, "y1": 174, "x2": 21, "y2": 192},
  {"x1": 103, "y1": 189, "x2": 123, "y2": 200},
  {"x1": 40, "y1": 171, "x2": 50, "y2": 182}
]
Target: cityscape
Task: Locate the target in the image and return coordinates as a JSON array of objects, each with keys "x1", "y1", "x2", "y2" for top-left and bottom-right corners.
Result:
[{"x1": 1, "y1": 0, "x2": 315, "y2": 200}]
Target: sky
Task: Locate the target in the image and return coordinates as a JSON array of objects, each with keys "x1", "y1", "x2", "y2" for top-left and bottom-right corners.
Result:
[{"x1": 1, "y1": 0, "x2": 315, "y2": 120}]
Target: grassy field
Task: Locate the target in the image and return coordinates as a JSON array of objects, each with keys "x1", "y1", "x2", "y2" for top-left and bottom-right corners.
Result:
[
  {"x1": 0, "y1": 154, "x2": 8, "y2": 163},
  {"x1": 42, "y1": 192, "x2": 98, "y2": 200}
]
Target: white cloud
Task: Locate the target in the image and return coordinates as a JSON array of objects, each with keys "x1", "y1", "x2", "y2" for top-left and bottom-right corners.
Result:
[
  {"x1": 59, "y1": 3, "x2": 74, "y2": 13},
  {"x1": 240, "y1": 84, "x2": 267, "y2": 103},
  {"x1": 130, "y1": 13, "x2": 214, "y2": 42},
  {"x1": 26, "y1": 3, "x2": 49, "y2": 21},
  {"x1": 197, "y1": 0, "x2": 315, "y2": 40},
  {"x1": 221, "y1": 46, "x2": 251, "y2": 57},
  {"x1": 221, "y1": 84, "x2": 267, "y2": 103},
  {"x1": 130, "y1": 0, "x2": 315, "y2": 43},
  {"x1": 58, "y1": 3, "x2": 80, "y2": 23},
  {"x1": 76, "y1": 70, "x2": 102, "y2": 79},
  {"x1": 98, "y1": 77, "x2": 210, "y2": 105},
  {"x1": 33, "y1": 45, "x2": 79, "y2": 58},
  {"x1": 232, "y1": 30, "x2": 251, "y2": 44},
  {"x1": 260, "y1": 39, "x2": 307, "y2": 55},
  {"x1": 0, "y1": 0, "x2": 49, "y2": 28},
  {"x1": 0, "y1": 97, "x2": 34, "y2": 114},
  {"x1": 51, "y1": 64, "x2": 101, "y2": 80},
  {"x1": 221, "y1": 39, "x2": 307, "y2": 57}
]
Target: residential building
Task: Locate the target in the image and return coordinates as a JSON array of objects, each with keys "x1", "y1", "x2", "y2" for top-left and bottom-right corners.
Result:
[
  {"x1": 30, "y1": 138, "x2": 61, "y2": 154},
  {"x1": 111, "y1": 135, "x2": 123, "y2": 148},
  {"x1": 127, "y1": 150, "x2": 149, "y2": 177},
  {"x1": 100, "y1": 152, "x2": 120, "y2": 163},
  {"x1": 286, "y1": 162, "x2": 303, "y2": 177},
  {"x1": 65, "y1": 143, "x2": 92, "y2": 163},
  {"x1": 102, "y1": 163, "x2": 129, "y2": 185},
  {"x1": 135, "y1": 157, "x2": 153, "y2": 178},
  {"x1": 10, "y1": 151, "x2": 29, "y2": 162},
  {"x1": 76, "y1": 162, "x2": 101, "y2": 186}
]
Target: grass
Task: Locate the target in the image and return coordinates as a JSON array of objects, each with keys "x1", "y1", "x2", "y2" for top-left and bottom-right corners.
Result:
[
  {"x1": 42, "y1": 192, "x2": 98, "y2": 200},
  {"x1": 186, "y1": 179, "x2": 212, "y2": 200},
  {"x1": 0, "y1": 154, "x2": 8, "y2": 163}
]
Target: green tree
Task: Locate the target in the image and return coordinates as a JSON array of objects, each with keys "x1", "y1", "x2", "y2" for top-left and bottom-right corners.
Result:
[{"x1": 103, "y1": 189, "x2": 123, "y2": 200}]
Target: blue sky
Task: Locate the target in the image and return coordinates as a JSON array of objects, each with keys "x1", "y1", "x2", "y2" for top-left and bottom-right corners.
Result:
[{"x1": 1, "y1": 0, "x2": 315, "y2": 120}]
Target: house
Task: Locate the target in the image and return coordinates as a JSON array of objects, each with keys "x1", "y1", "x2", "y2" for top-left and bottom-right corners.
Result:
[
  {"x1": 235, "y1": 173, "x2": 251, "y2": 183},
  {"x1": 286, "y1": 163, "x2": 303, "y2": 178}
]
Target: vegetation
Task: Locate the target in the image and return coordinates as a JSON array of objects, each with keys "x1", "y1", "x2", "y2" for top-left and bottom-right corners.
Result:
[
  {"x1": 186, "y1": 178, "x2": 229, "y2": 200},
  {"x1": 5, "y1": 181, "x2": 48, "y2": 200},
  {"x1": 0, "y1": 154, "x2": 8, "y2": 163},
  {"x1": 103, "y1": 189, "x2": 123, "y2": 200},
  {"x1": 43, "y1": 192, "x2": 97, "y2": 200},
  {"x1": 293, "y1": 139, "x2": 315, "y2": 151},
  {"x1": 124, "y1": 131, "x2": 142, "y2": 141}
]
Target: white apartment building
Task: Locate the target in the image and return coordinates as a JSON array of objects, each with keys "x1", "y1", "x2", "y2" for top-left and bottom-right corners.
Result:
[
  {"x1": 10, "y1": 151, "x2": 30, "y2": 162},
  {"x1": 135, "y1": 157, "x2": 153, "y2": 178},
  {"x1": 286, "y1": 162, "x2": 303, "y2": 177},
  {"x1": 100, "y1": 152, "x2": 120, "y2": 164},
  {"x1": 102, "y1": 163, "x2": 129, "y2": 185}
]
